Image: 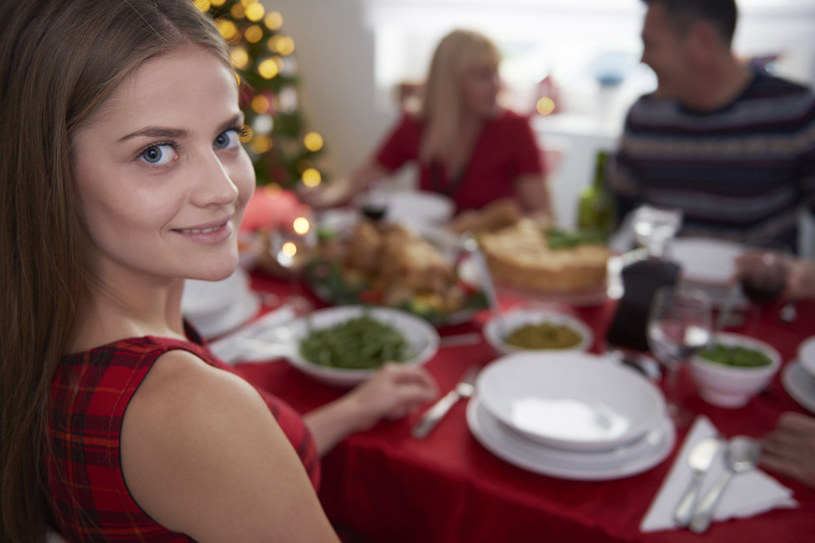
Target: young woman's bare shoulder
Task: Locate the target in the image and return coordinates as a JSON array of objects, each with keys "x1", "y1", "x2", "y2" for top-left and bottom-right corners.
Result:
[{"x1": 121, "y1": 349, "x2": 338, "y2": 542}]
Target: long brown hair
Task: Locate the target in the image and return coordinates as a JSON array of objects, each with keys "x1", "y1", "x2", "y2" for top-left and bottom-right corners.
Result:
[
  {"x1": 0, "y1": 1, "x2": 230, "y2": 540},
  {"x1": 419, "y1": 29, "x2": 500, "y2": 165}
]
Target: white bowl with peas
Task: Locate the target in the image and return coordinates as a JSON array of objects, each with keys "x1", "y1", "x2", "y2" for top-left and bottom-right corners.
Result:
[
  {"x1": 285, "y1": 305, "x2": 440, "y2": 387},
  {"x1": 483, "y1": 308, "x2": 593, "y2": 356},
  {"x1": 690, "y1": 332, "x2": 781, "y2": 408}
]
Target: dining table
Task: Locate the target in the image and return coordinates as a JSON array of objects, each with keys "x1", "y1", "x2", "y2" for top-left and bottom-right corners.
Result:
[{"x1": 228, "y1": 268, "x2": 815, "y2": 543}]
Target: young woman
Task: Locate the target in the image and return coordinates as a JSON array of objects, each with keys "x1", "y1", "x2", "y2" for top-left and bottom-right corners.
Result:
[
  {"x1": 300, "y1": 29, "x2": 552, "y2": 218},
  {"x1": 0, "y1": 1, "x2": 437, "y2": 541}
]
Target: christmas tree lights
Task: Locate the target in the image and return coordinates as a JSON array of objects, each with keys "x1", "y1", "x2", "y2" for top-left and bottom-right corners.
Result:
[{"x1": 196, "y1": 0, "x2": 327, "y2": 188}]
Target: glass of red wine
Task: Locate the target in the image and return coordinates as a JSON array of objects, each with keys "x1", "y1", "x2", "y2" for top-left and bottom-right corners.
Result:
[
  {"x1": 358, "y1": 185, "x2": 389, "y2": 222},
  {"x1": 736, "y1": 245, "x2": 791, "y2": 305}
]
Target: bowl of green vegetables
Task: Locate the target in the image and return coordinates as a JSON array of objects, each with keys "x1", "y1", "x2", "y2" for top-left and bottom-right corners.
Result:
[
  {"x1": 690, "y1": 332, "x2": 781, "y2": 408},
  {"x1": 285, "y1": 305, "x2": 440, "y2": 387}
]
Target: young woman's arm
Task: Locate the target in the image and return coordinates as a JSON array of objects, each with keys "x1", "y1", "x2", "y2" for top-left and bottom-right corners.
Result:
[
  {"x1": 298, "y1": 162, "x2": 389, "y2": 209},
  {"x1": 305, "y1": 363, "x2": 438, "y2": 455},
  {"x1": 121, "y1": 350, "x2": 340, "y2": 543}
]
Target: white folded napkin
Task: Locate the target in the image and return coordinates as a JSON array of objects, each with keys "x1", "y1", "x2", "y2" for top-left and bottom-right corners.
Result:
[
  {"x1": 640, "y1": 415, "x2": 797, "y2": 532},
  {"x1": 209, "y1": 305, "x2": 297, "y2": 365}
]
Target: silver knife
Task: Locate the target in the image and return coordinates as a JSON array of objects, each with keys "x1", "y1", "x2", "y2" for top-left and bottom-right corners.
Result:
[
  {"x1": 673, "y1": 437, "x2": 722, "y2": 527},
  {"x1": 411, "y1": 365, "x2": 479, "y2": 439}
]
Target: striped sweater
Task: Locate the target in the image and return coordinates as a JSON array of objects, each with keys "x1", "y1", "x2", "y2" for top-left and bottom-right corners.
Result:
[{"x1": 608, "y1": 69, "x2": 815, "y2": 253}]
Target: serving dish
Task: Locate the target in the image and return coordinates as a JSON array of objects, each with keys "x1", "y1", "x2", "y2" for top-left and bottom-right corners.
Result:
[
  {"x1": 306, "y1": 218, "x2": 487, "y2": 326},
  {"x1": 483, "y1": 308, "x2": 593, "y2": 355},
  {"x1": 284, "y1": 306, "x2": 439, "y2": 387},
  {"x1": 690, "y1": 333, "x2": 781, "y2": 408}
]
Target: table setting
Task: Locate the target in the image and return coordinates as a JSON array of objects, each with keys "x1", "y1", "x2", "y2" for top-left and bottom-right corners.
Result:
[{"x1": 182, "y1": 196, "x2": 815, "y2": 542}]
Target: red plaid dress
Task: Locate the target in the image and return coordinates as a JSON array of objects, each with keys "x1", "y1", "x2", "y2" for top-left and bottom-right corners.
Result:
[{"x1": 47, "y1": 329, "x2": 320, "y2": 542}]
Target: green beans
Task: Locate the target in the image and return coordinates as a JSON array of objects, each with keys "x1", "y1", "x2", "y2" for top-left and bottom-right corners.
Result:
[
  {"x1": 698, "y1": 343, "x2": 772, "y2": 368},
  {"x1": 298, "y1": 315, "x2": 408, "y2": 370}
]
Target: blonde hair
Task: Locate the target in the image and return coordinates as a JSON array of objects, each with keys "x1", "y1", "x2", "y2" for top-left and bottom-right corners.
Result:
[{"x1": 419, "y1": 29, "x2": 500, "y2": 164}]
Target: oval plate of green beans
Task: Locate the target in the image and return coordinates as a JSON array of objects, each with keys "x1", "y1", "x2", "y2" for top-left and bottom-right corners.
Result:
[{"x1": 285, "y1": 306, "x2": 440, "y2": 387}]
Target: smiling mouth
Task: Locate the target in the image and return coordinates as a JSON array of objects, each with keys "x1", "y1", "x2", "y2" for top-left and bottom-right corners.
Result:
[{"x1": 177, "y1": 225, "x2": 224, "y2": 234}]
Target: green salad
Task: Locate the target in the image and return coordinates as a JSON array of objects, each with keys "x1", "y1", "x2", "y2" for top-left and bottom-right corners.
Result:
[
  {"x1": 698, "y1": 343, "x2": 772, "y2": 368},
  {"x1": 545, "y1": 227, "x2": 606, "y2": 250},
  {"x1": 298, "y1": 314, "x2": 408, "y2": 370}
]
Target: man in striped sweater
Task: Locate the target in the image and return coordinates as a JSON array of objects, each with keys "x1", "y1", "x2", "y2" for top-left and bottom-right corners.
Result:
[{"x1": 608, "y1": 0, "x2": 815, "y2": 254}]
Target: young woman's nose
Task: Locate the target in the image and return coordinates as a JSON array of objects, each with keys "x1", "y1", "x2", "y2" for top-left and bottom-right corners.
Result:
[{"x1": 192, "y1": 150, "x2": 239, "y2": 207}]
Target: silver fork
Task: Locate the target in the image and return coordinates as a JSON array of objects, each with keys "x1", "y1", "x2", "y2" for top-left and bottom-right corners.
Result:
[{"x1": 411, "y1": 365, "x2": 479, "y2": 439}]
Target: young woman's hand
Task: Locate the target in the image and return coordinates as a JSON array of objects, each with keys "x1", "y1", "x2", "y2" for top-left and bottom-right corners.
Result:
[{"x1": 305, "y1": 363, "x2": 438, "y2": 454}]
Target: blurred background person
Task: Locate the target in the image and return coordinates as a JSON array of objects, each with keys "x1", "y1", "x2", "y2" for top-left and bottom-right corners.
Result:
[
  {"x1": 299, "y1": 29, "x2": 552, "y2": 223},
  {"x1": 607, "y1": 0, "x2": 815, "y2": 254}
]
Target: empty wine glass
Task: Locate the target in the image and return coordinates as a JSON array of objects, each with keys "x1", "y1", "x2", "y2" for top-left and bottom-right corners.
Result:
[
  {"x1": 647, "y1": 285, "x2": 713, "y2": 427},
  {"x1": 269, "y1": 211, "x2": 317, "y2": 316},
  {"x1": 632, "y1": 205, "x2": 683, "y2": 258}
]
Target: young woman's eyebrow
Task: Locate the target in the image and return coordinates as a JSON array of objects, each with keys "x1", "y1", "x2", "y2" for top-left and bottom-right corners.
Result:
[
  {"x1": 118, "y1": 114, "x2": 243, "y2": 143},
  {"x1": 118, "y1": 127, "x2": 186, "y2": 143}
]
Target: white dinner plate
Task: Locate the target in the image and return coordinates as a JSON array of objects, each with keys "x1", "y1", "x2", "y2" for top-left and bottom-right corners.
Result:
[
  {"x1": 384, "y1": 190, "x2": 454, "y2": 226},
  {"x1": 781, "y1": 362, "x2": 815, "y2": 415},
  {"x1": 476, "y1": 352, "x2": 666, "y2": 451},
  {"x1": 185, "y1": 288, "x2": 261, "y2": 339},
  {"x1": 285, "y1": 306, "x2": 440, "y2": 387},
  {"x1": 467, "y1": 396, "x2": 675, "y2": 480},
  {"x1": 797, "y1": 336, "x2": 815, "y2": 378},
  {"x1": 669, "y1": 237, "x2": 743, "y2": 285}
]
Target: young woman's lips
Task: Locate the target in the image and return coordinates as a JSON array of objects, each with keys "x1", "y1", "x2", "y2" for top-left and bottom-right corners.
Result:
[{"x1": 174, "y1": 219, "x2": 233, "y2": 243}]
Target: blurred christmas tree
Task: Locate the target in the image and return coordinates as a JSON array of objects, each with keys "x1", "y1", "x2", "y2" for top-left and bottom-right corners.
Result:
[{"x1": 196, "y1": 0, "x2": 327, "y2": 189}]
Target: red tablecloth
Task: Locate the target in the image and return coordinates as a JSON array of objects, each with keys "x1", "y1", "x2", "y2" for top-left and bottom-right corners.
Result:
[{"x1": 233, "y1": 272, "x2": 815, "y2": 543}]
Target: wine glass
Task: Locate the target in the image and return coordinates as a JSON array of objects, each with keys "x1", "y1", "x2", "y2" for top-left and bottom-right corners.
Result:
[
  {"x1": 359, "y1": 185, "x2": 389, "y2": 221},
  {"x1": 736, "y1": 246, "x2": 791, "y2": 304},
  {"x1": 269, "y1": 211, "x2": 317, "y2": 316},
  {"x1": 647, "y1": 285, "x2": 713, "y2": 427},
  {"x1": 632, "y1": 205, "x2": 682, "y2": 258}
]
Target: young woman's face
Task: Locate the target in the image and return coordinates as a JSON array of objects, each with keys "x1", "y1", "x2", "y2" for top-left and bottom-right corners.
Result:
[
  {"x1": 460, "y1": 59, "x2": 500, "y2": 118},
  {"x1": 72, "y1": 46, "x2": 254, "y2": 284}
]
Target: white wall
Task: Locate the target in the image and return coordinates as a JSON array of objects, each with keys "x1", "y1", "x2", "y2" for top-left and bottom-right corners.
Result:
[{"x1": 259, "y1": 0, "x2": 389, "y2": 176}]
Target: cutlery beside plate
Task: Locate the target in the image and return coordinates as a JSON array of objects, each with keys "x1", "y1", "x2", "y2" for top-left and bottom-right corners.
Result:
[
  {"x1": 673, "y1": 437, "x2": 721, "y2": 527},
  {"x1": 412, "y1": 365, "x2": 479, "y2": 439}
]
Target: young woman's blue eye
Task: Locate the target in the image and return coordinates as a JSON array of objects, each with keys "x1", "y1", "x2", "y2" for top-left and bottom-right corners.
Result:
[
  {"x1": 213, "y1": 129, "x2": 240, "y2": 150},
  {"x1": 139, "y1": 144, "x2": 175, "y2": 165}
]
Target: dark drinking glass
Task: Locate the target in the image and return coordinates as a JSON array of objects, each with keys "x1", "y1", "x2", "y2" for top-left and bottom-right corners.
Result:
[
  {"x1": 737, "y1": 248, "x2": 790, "y2": 306},
  {"x1": 361, "y1": 203, "x2": 387, "y2": 221}
]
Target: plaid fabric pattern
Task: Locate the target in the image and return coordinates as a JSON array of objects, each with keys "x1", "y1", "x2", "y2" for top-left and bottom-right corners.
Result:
[{"x1": 48, "y1": 329, "x2": 320, "y2": 542}]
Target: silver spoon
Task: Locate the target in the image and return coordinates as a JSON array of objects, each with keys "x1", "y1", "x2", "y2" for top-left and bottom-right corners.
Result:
[{"x1": 689, "y1": 436, "x2": 760, "y2": 533}]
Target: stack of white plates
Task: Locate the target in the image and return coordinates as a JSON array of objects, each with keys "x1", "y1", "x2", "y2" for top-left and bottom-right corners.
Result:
[
  {"x1": 181, "y1": 268, "x2": 260, "y2": 339},
  {"x1": 781, "y1": 336, "x2": 815, "y2": 414},
  {"x1": 468, "y1": 352, "x2": 675, "y2": 480}
]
